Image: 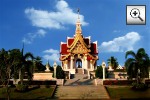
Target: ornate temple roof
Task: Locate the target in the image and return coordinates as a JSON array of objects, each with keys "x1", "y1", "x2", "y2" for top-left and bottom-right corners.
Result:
[{"x1": 60, "y1": 10, "x2": 98, "y2": 61}]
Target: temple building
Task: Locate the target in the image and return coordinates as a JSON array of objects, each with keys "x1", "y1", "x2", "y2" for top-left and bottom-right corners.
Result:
[{"x1": 60, "y1": 12, "x2": 98, "y2": 79}]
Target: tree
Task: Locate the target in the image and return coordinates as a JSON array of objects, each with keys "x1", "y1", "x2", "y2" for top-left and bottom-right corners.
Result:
[
  {"x1": 20, "y1": 51, "x2": 34, "y2": 85},
  {"x1": 34, "y1": 56, "x2": 45, "y2": 72},
  {"x1": 107, "y1": 56, "x2": 118, "y2": 69},
  {"x1": 0, "y1": 48, "x2": 22, "y2": 100},
  {"x1": 95, "y1": 65, "x2": 108, "y2": 78},
  {"x1": 53, "y1": 65, "x2": 65, "y2": 79},
  {"x1": 95, "y1": 65, "x2": 103, "y2": 78},
  {"x1": 125, "y1": 48, "x2": 150, "y2": 84}
]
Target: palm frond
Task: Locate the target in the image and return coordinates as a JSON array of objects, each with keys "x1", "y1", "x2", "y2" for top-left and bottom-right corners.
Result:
[
  {"x1": 125, "y1": 58, "x2": 136, "y2": 68},
  {"x1": 125, "y1": 50, "x2": 136, "y2": 59},
  {"x1": 24, "y1": 52, "x2": 34, "y2": 61}
]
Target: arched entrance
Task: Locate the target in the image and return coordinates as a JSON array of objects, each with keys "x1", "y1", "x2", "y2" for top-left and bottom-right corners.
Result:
[{"x1": 76, "y1": 59, "x2": 82, "y2": 68}]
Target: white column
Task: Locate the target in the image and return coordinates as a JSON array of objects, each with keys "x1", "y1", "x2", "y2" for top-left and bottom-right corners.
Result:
[
  {"x1": 103, "y1": 67, "x2": 105, "y2": 80},
  {"x1": 102, "y1": 61, "x2": 106, "y2": 80},
  {"x1": 65, "y1": 64, "x2": 67, "y2": 69},
  {"x1": 64, "y1": 60, "x2": 68, "y2": 69},
  {"x1": 70, "y1": 56, "x2": 73, "y2": 69},
  {"x1": 53, "y1": 62, "x2": 57, "y2": 79},
  {"x1": 84, "y1": 55, "x2": 87, "y2": 69},
  {"x1": 82, "y1": 59, "x2": 84, "y2": 69},
  {"x1": 90, "y1": 60, "x2": 93, "y2": 69}
]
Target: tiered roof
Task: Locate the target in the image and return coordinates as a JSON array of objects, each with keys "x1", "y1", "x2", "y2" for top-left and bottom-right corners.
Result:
[{"x1": 60, "y1": 11, "x2": 98, "y2": 61}]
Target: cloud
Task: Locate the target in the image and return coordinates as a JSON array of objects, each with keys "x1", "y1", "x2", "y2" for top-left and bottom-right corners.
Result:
[
  {"x1": 43, "y1": 49, "x2": 60, "y2": 62},
  {"x1": 22, "y1": 38, "x2": 32, "y2": 44},
  {"x1": 37, "y1": 29, "x2": 47, "y2": 37},
  {"x1": 43, "y1": 49, "x2": 59, "y2": 54},
  {"x1": 99, "y1": 32, "x2": 141, "y2": 52},
  {"x1": 22, "y1": 29, "x2": 46, "y2": 44},
  {"x1": 25, "y1": 0, "x2": 88, "y2": 29}
]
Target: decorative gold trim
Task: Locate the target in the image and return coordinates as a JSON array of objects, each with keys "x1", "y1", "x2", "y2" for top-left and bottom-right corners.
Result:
[{"x1": 60, "y1": 14, "x2": 98, "y2": 61}]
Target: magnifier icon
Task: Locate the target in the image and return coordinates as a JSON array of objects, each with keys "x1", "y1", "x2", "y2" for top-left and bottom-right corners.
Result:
[{"x1": 130, "y1": 8, "x2": 144, "y2": 21}]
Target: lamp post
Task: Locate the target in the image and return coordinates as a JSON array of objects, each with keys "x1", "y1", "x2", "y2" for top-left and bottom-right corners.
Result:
[
  {"x1": 102, "y1": 61, "x2": 106, "y2": 80},
  {"x1": 53, "y1": 61, "x2": 57, "y2": 79}
]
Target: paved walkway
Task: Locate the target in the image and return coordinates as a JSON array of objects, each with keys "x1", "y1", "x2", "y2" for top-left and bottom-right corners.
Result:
[{"x1": 54, "y1": 85, "x2": 110, "y2": 99}]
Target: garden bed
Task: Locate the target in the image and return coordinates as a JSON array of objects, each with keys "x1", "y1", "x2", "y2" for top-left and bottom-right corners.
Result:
[
  {"x1": 106, "y1": 86, "x2": 150, "y2": 99},
  {"x1": 103, "y1": 80, "x2": 136, "y2": 85},
  {"x1": 0, "y1": 85, "x2": 56, "y2": 99}
]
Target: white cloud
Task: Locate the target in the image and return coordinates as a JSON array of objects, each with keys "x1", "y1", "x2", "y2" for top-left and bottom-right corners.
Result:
[
  {"x1": 22, "y1": 29, "x2": 46, "y2": 44},
  {"x1": 43, "y1": 49, "x2": 59, "y2": 54},
  {"x1": 99, "y1": 32, "x2": 141, "y2": 52},
  {"x1": 25, "y1": 0, "x2": 88, "y2": 29},
  {"x1": 37, "y1": 29, "x2": 46, "y2": 37},
  {"x1": 43, "y1": 54, "x2": 59, "y2": 62},
  {"x1": 43, "y1": 49, "x2": 60, "y2": 62},
  {"x1": 22, "y1": 37, "x2": 32, "y2": 44}
]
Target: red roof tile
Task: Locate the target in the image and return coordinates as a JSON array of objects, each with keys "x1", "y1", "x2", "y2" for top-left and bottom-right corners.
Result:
[
  {"x1": 90, "y1": 43, "x2": 97, "y2": 54},
  {"x1": 84, "y1": 38, "x2": 90, "y2": 46},
  {"x1": 60, "y1": 44, "x2": 68, "y2": 54},
  {"x1": 68, "y1": 38, "x2": 74, "y2": 46},
  {"x1": 87, "y1": 55, "x2": 92, "y2": 60}
]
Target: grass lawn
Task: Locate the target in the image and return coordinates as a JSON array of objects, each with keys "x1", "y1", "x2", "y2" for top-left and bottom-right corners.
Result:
[
  {"x1": 106, "y1": 86, "x2": 150, "y2": 99},
  {"x1": 0, "y1": 86, "x2": 55, "y2": 99}
]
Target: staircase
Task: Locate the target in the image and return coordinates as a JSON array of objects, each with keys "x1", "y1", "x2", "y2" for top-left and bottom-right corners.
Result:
[
  {"x1": 54, "y1": 85, "x2": 110, "y2": 99},
  {"x1": 64, "y1": 79, "x2": 95, "y2": 86},
  {"x1": 76, "y1": 68, "x2": 83, "y2": 74},
  {"x1": 53, "y1": 70, "x2": 110, "y2": 99},
  {"x1": 64, "y1": 73, "x2": 92, "y2": 86},
  {"x1": 74, "y1": 73, "x2": 88, "y2": 79}
]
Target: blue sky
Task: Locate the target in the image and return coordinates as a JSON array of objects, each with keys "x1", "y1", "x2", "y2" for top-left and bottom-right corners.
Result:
[{"x1": 0, "y1": 0, "x2": 150, "y2": 66}]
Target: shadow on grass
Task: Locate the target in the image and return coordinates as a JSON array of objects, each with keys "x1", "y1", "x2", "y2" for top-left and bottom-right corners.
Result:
[{"x1": 14, "y1": 85, "x2": 40, "y2": 93}]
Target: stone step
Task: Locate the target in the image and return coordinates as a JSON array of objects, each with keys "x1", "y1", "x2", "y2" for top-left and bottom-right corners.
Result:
[
  {"x1": 54, "y1": 85, "x2": 110, "y2": 99},
  {"x1": 55, "y1": 96, "x2": 109, "y2": 99},
  {"x1": 76, "y1": 68, "x2": 83, "y2": 74},
  {"x1": 64, "y1": 79, "x2": 95, "y2": 86},
  {"x1": 56, "y1": 93, "x2": 108, "y2": 96}
]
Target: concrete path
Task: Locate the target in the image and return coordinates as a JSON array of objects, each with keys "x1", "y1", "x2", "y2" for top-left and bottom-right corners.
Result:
[{"x1": 54, "y1": 85, "x2": 110, "y2": 99}]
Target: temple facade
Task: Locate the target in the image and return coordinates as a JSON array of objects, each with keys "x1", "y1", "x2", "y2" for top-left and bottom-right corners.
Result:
[{"x1": 60, "y1": 14, "x2": 98, "y2": 79}]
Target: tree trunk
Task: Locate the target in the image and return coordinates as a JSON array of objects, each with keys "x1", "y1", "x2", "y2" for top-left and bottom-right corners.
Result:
[
  {"x1": 136, "y1": 73, "x2": 139, "y2": 84},
  {"x1": 6, "y1": 87, "x2": 10, "y2": 100},
  {"x1": 20, "y1": 69, "x2": 24, "y2": 85}
]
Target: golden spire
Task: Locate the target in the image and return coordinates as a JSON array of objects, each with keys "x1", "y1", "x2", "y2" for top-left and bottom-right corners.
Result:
[{"x1": 75, "y1": 8, "x2": 82, "y2": 34}]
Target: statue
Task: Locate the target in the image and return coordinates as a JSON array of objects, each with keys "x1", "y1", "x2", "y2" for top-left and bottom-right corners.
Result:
[
  {"x1": 45, "y1": 61, "x2": 50, "y2": 72},
  {"x1": 108, "y1": 63, "x2": 114, "y2": 71}
]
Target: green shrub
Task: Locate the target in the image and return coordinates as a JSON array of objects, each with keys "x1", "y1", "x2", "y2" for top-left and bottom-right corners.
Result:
[
  {"x1": 53, "y1": 65, "x2": 65, "y2": 79},
  {"x1": 132, "y1": 82, "x2": 148, "y2": 91},
  {"x1": 95, "y1": 66, "x2": 103, "y2": 78},
  {"x1": 16, "y1": 84, "x2": 28, "y2": 92},
  {"x1": 45, "y1": 81, "x2": 50, "y2": 88}
]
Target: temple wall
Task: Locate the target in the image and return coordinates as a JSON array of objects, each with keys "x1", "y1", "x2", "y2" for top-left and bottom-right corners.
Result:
[{"x1": 33, "y1": 73, "x2": 53, "y2": 80}]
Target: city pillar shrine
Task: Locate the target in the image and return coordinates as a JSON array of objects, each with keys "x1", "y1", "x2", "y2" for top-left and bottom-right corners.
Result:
[{"x1": 60, "y1": 12, "x2": 98, "y2": 79}]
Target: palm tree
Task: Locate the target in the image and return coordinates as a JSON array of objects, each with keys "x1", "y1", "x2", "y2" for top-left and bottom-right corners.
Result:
[
  {"x1": 125, "y1": 48, "x2": 150, "y2": 83},
  {"x1": 34, "y1": 56, "x2": 45, "y2": 72},
  {"x1": 20, "y1": 51, "x2": 34, "y2": 85},
  {"x1": 107, "y1": 56, "x2": 118, "y2": 69}
]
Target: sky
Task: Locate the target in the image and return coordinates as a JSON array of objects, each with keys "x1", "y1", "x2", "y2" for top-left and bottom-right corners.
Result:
[{"x1": 0, "y1": 0, "x2": 150, "y2": 66}]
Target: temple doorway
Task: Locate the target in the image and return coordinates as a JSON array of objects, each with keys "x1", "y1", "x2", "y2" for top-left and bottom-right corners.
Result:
[{"x1": 76, "y1": 59, "x2": 82, "y2": 68}]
